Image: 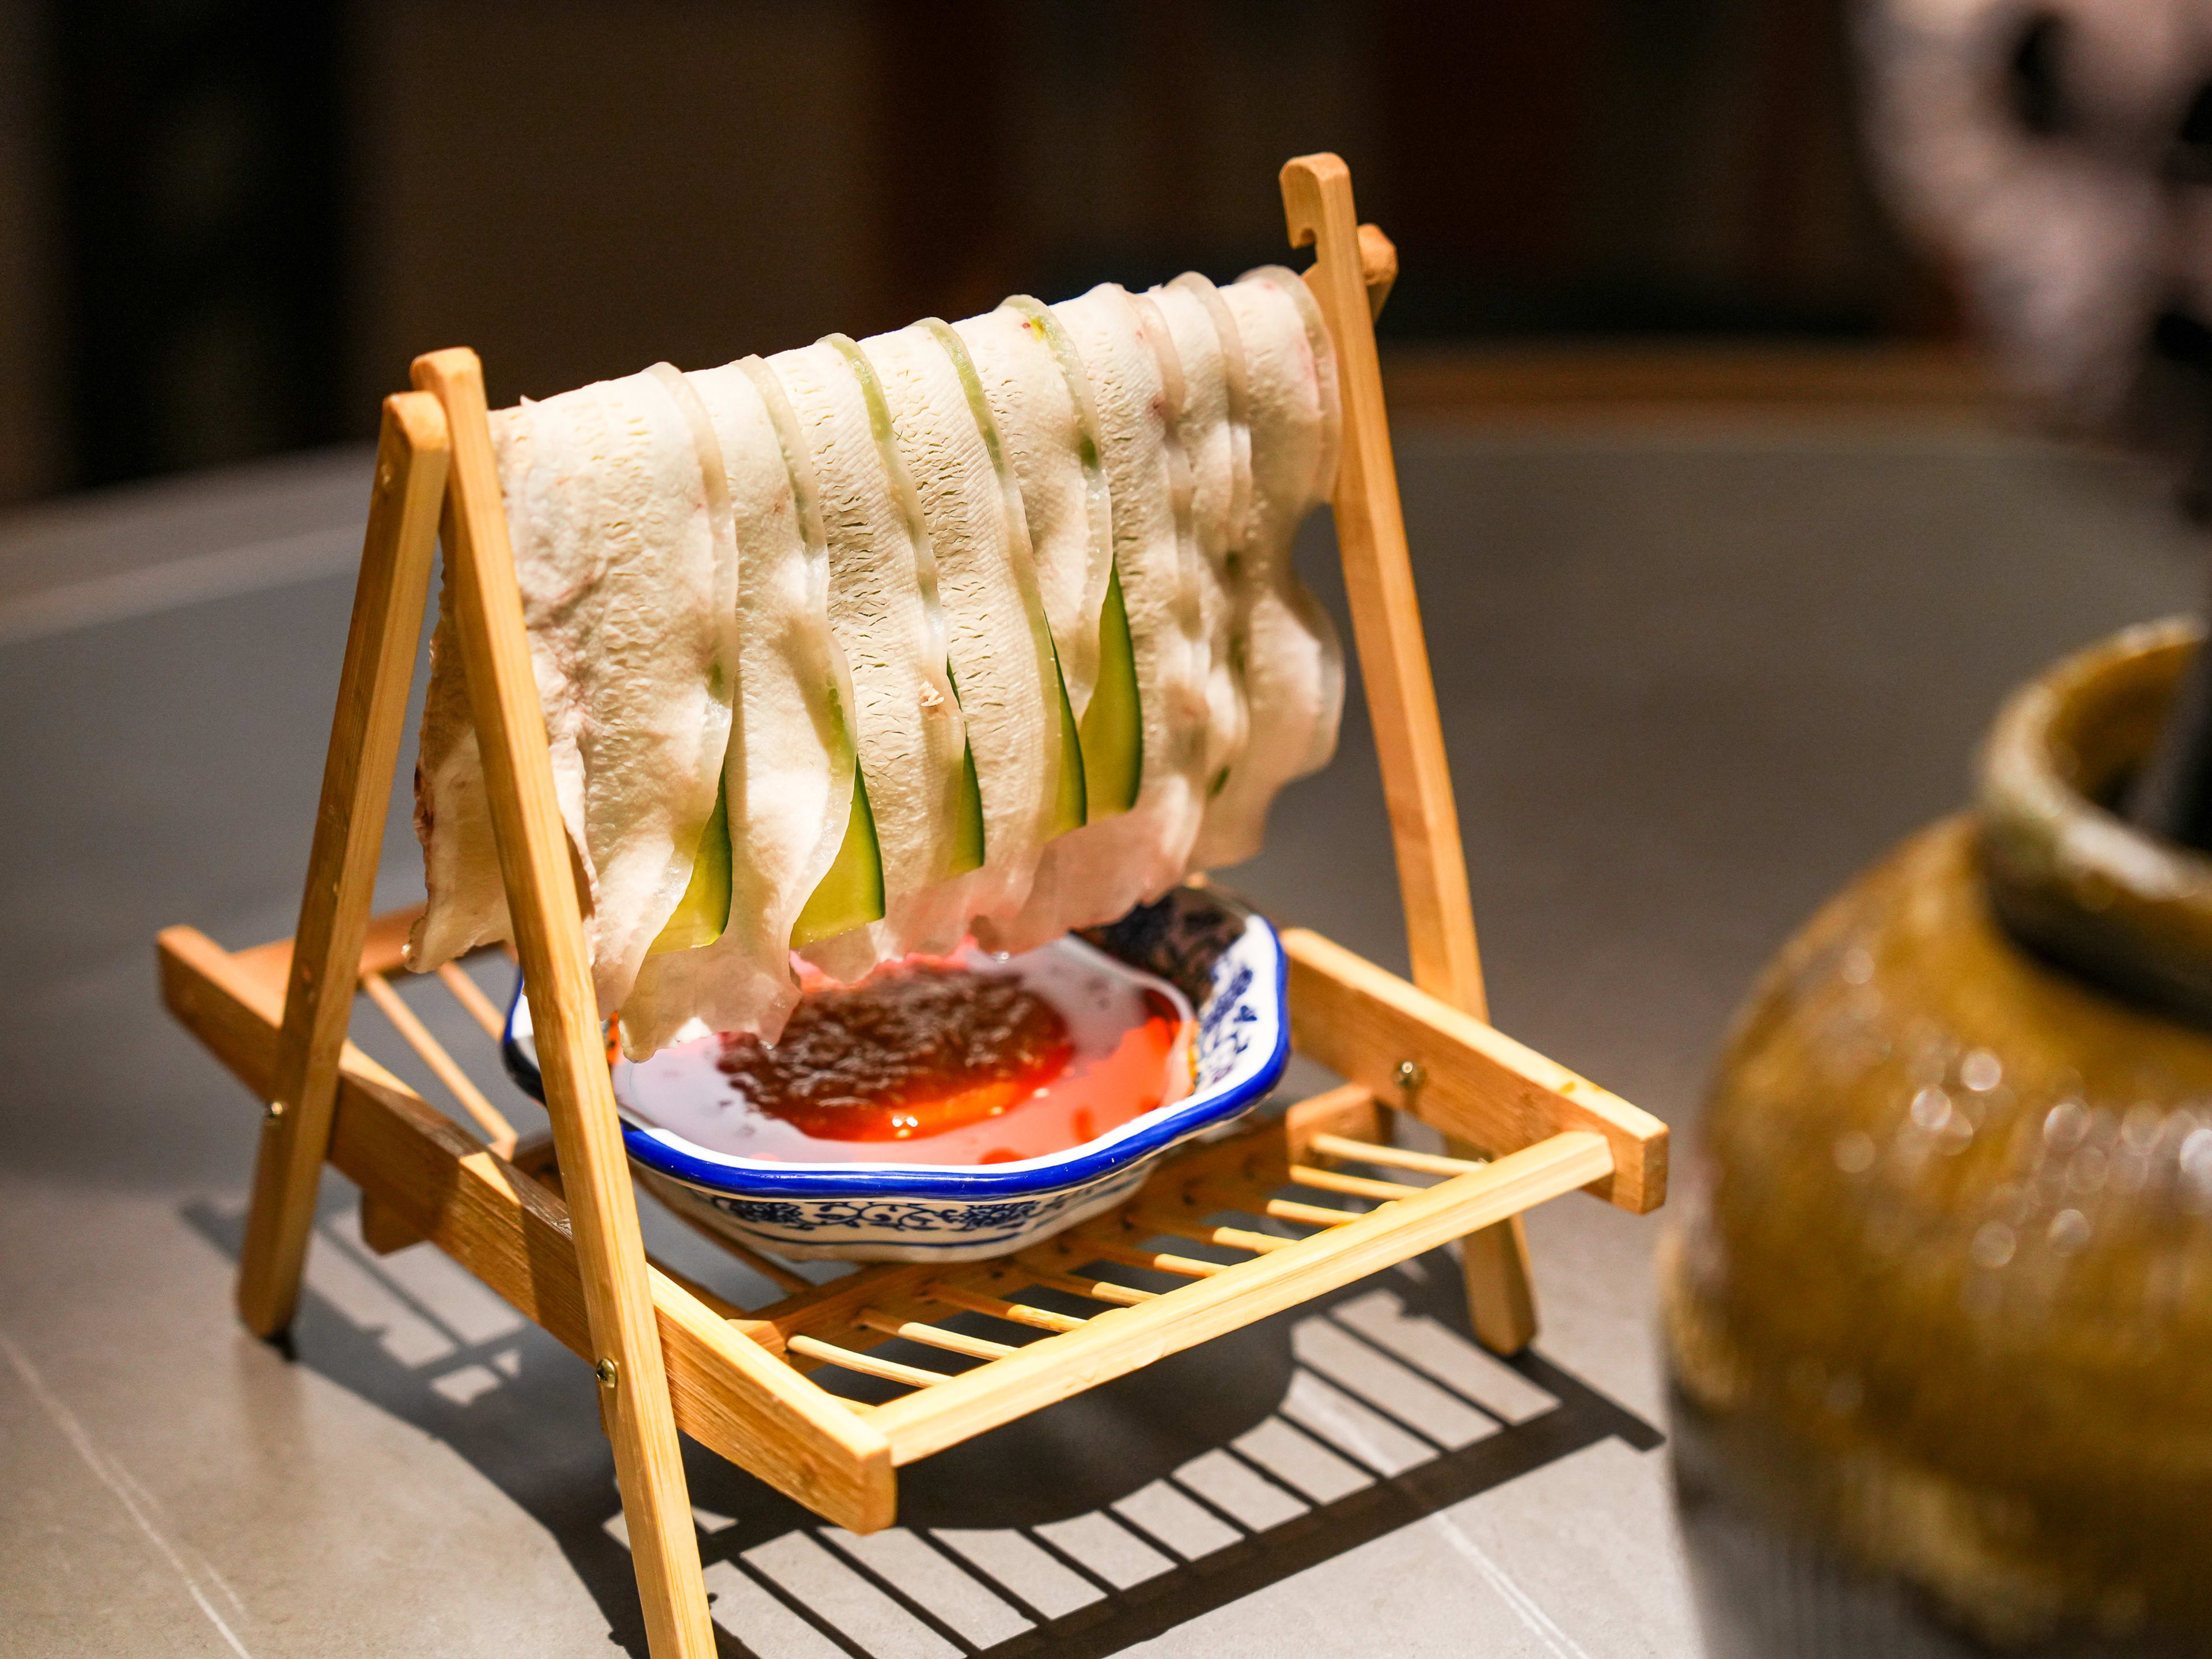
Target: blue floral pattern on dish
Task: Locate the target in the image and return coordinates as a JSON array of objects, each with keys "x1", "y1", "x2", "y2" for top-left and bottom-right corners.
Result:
[{"x1": 501, "y1": 886, "x2": 1289, "y2": 1263}]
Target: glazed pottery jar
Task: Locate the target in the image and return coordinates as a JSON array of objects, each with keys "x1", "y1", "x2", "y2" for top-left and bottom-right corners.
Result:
[{"x1": 1665, "y1": 620, "x2": 2212, "y2": 1657}]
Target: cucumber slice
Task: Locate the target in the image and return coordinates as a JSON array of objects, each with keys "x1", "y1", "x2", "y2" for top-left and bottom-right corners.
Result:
[
  {"x1": 1081, "y1": 560, "x2": 1143, "y2": 816},
  {"x1": 789, "y1": 767, "x2": 886, "y2": 948},
  {"x1": 1046, "y1": 638, "x2": 1088, "y2": 837},
  {"x1": 952, "y1": 727, "x2": 986, "y2": 874},
  {"x1": 647, "y1": 777, "x2": 731, "y2": 955}
]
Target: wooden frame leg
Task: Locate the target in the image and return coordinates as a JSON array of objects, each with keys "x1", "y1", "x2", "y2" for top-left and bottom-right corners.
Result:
[
  {"x1": 413, "y1": 349, "x2": 714, "y2": 1659},
  {"x1": 236, "y1": 393, "x2": 450, "y2": 1338},
  {"x1": 1457, "y1": 1192, "x2": 1540, "y2": 1354},
  {"x1": 1283, "y1": 154, "x2": 1543, "y2": 1355}
]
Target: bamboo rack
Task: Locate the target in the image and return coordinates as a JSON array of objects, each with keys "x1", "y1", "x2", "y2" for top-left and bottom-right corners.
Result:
[{"x1": 158, "y1": 154, "x2": 1667, "y2": 1658}]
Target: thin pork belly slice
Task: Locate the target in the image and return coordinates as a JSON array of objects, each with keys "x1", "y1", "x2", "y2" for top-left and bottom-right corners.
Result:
[
  {"x1": 950, "y1": 302, "x2": 1114, "y2": 727},
  {"x1": 618, "y1": 358, "x2": 858, "y2": 1055},
  {"x1": 1191, "y1": 269, "x2": 1344, "y2": 870},
  {"x1": 861, "y1": 320, "x2": 1069, "y2": 938},
  {"x1": 769, "y1": 338, "x2": 972, "y2": 980},
  {"x1": 1006, "y1": 282, "x2": 1209, "y2": 938},
  {"x1": 1247, "y1": 263, "x2": 1344, "y2": 780},
  {"x1": 1146, "y1": 274, "x2": 1252, "y2": 811},
  {"x1": 407, "y1": 578, "x2": 507, "y2": 971},
  {"x1": 406, "y1": 370, "x2": 733, "y2": 1017},
  {"x1": 406, "y1": 402, "x2": 593, "y2": 975}
]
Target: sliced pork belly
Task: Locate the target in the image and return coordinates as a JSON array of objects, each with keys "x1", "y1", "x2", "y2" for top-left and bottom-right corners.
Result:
[
  {"x1": 1145, "y1": 273, "x2": 1252, "y2": 811},
  {"x1": 951, "y1": 302, "x2": 1115, "y2": 728},
  {"x1": 618, "y1": 357, "x2": 858, "y2": 1054},
  {"x1": 407, "y1": 579, "x2": 507, "y2": 971},
  {"x1": 768, "y1": 338, "x2": 974, "y2": 980},
  {"x1": 1192, "y1": 268, "x2": 1345, "y2": 870},
  {"x1": 860, "y1": 321, "x2": 1067, "y2": 938},
  {"x1": 1249, "y1": 262, "x2": 1344, "y2": 787},
  {"x1": 999, "y1": 282, "x2": 1209, "y2": 938},
  {"x1": 405, "y1": 369, "x2": 733, "y2": 1018}
]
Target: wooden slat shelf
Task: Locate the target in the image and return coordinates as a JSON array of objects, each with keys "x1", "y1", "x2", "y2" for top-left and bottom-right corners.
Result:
[{"x1": 161, "y1": 903, "x2": 1657, "y2": 1503}]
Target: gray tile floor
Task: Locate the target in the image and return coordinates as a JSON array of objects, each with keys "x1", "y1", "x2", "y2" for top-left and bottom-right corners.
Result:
[{"x1": 1, "y1": 417, "x2": 2195, "y2": 1657}]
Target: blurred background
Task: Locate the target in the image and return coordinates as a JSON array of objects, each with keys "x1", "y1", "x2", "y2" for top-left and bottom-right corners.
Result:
[{"x1": 0, "y1": 0, "x2": 1975, "y2": 506}]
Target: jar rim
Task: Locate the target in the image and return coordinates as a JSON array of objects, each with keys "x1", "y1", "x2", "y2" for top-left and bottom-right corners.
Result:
[{"x1": 1978, "y1": 616, "x2": 2212, "y2": 1024}]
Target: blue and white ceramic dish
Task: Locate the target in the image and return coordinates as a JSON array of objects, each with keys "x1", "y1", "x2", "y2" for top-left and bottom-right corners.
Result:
[{"x1": 501, "y1": 885, "x2": 1289, "y2": 1263}]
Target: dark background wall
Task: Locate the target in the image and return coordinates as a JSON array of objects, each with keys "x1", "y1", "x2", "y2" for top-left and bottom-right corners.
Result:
[{"x1": 0, "y1": 0, "x2": 1940, "y2": 505}]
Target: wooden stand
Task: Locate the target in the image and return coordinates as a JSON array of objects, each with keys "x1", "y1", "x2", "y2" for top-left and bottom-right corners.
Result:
[{"x1": 160, "y1": 154, "x2": 1666, "y2": 1658}]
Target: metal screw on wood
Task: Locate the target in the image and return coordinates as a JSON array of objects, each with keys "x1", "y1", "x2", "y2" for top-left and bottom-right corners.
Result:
[
  {"x1": 264, "y1": 1100, "x2": 286, "y2": 1122},
  {"x1": 1395, "y1": 1059, "x2": 1427, "y2": 1093},
  {"x1": 595, "y1": 1358, "x2": 619, "y2": 1388}
]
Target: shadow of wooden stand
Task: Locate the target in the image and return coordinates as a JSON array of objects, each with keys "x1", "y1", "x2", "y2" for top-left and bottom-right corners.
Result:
[{"x1": 157, "y1": 153, "x2": 1669, "y2": 1658}]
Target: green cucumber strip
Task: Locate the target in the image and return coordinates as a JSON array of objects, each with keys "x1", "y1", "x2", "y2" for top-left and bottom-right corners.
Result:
[
  {"x1": 647, "y1": 777, "x2": 732, "y2": 956},
  {"x1": 950, "y1": 737, "x2": 986, "y2": 876},
  {"x1": 938, "y1": 660, "x2": 987, "y2": 878},
  {"x1": 789, "y1": 767, "x2": 887, "y2": 948},
  {"x1": 1047, "y1": 635, "x2": 1088, "y2": 837},
  {"x1": 1080, "y1": 560, "x2": 1142, "y2": 817}
]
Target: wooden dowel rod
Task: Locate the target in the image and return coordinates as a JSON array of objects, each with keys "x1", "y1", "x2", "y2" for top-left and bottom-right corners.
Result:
[
  {"x1": 1070, "y1": 1237, "x2": 1225, "y2": 1279},
  {"x1": 236, "y1": 392, "x2": 450, "y2": 1340},
  {"x1": 434, "y1": 960, "x2": 506, "y2": 1038},
  {"x1": 788, "y1": 1335, "x2": 952, "y2": 1389},
  {"x1": 1188, "y1": 1187, "x2": 1361, "y2": 1230},
  {"x1": 1015, "y1": 1269, "x2": 1159, "y2": 1308},
  {"x1": 1286, "y1": 1164, "x2": 1422, "y2": 1202},
  {"x1": 923, "y1": 1283, "x2": 1090, "y2": 1334},
  {"x1": 1307, "y1": 1132, "x2": 1487, "y2": 1179},
  {"x1": 360, "y1": 971, "x2": 519, "y2": 1154},
  {"x1": 854, "y1": 1310, "x2": 1018, "y2": 1361},
  {"x1": 1127, "y1": 1211, "x2": 1290, "y2": 1255}
]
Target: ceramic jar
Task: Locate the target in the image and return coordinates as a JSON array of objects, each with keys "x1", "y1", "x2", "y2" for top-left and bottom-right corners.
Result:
[{"x1": 1665, "y1": 619, "x2": 2212, "y2": 1657}]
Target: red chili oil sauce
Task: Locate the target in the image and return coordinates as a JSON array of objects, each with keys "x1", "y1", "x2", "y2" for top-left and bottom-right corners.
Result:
[{"x1": 612, "y1": 935, "x2": 1195, "y2": 1165}]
